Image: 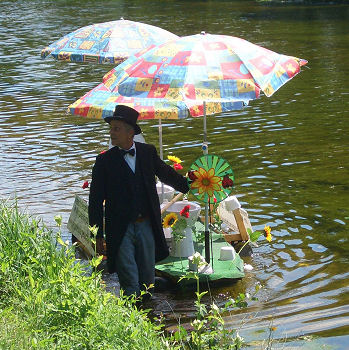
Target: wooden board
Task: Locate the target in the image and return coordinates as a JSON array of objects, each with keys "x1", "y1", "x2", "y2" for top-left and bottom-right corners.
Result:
[
  {"x1": 217, "y1": 204, "x2": 252, "y2": 242},
  {"x1": 67, "y1": 195, "x2": 94, "y2": 257}
]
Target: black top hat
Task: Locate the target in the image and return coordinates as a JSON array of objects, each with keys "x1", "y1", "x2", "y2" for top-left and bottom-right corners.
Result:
[{"x1": 105, "y1": 105, "x2": 141, "y2": 135}]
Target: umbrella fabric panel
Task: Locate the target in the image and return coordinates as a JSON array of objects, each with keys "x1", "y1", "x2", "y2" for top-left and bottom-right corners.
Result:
[
  {"x1": 41, "y1": 20, "x2": 179, "y2": 64},
  {"x1": 102, "y1": 33, "x2": 306, "y2": 104},
  {"x1": 69, "y1": 83, "x2": 190, "y2": 119},
  {"x1": 68, "y1": 82, "x2": 245, "y2": 120},
  {"x1": 69, "y1": 85, "x2": 117, "y2": 119}
]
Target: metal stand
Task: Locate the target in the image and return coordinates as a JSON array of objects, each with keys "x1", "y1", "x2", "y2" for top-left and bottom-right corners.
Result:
[
  {"x1": 202, "y1": 101, "x2": 210, "y2": 263},
  {"x1": 159, "y1": 118, "x2": 163, "y2": 160},
  {"x1": 158, "y1": 118, "x2": 165, "y2": 198}
]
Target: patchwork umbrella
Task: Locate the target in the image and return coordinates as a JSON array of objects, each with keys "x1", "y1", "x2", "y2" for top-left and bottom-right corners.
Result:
[
  {"x1": 41, "y1": 19, "x2": 178, "y2": 65},
  {"x1": 68, "y1": 32, "x2": 307, "y2": 118}
]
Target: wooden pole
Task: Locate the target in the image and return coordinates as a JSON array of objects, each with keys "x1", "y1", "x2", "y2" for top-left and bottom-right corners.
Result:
[{"x1": 160, "y1": 192, "x2": 183, "y2": 214}]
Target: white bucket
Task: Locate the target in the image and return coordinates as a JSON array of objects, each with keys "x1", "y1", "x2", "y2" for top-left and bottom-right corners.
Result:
[
  {"x1": 164, "y1": 200, "x2": 201, "y2": 258},
  {"x1": 156, "y1": 182, "x2": 175, "y2": 204}
]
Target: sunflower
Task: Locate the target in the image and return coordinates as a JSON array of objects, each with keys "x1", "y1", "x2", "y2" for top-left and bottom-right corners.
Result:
[
  {"x1": 191, "y1": 167, "x2": 221, "y2": 197},
  {"x1": 163, "y1": 213, "x2": 178, "y2": 228},
  {"x1": 167, "y1": 155, "x2": 182, "y2": 164},
  {"x1": 264, "y1": 225, "x2": 272, "y2": 242}
]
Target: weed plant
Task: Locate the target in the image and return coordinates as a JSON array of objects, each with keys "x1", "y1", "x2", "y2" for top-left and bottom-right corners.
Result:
[{"x1": 0, "y1": 200, "x2": 171, "y2": 349}]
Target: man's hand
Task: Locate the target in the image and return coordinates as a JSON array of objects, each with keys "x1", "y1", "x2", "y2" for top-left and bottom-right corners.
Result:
[{"x1": 95, "y1": 237, "x2": 105, "y2": 256}]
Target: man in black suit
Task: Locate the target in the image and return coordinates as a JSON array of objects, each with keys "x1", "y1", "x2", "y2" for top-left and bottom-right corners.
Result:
[{"x1": 88, "y1": 105, "x2": 189, "y2": 297}]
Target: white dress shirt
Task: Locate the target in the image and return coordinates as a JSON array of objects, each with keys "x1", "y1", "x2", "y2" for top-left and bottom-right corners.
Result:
[{"x1": 122, "y1": 143, "x2": 136, "y2": 173}]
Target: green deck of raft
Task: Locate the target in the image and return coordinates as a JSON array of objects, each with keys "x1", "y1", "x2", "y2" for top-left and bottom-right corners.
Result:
[{"x1": 155, "y1": 233, "x2": 245, "y2": 285}]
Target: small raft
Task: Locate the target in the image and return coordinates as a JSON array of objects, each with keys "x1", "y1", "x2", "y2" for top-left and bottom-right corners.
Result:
[{"x1": 155, "y1": 233, "x2": 245, "y2": 286}]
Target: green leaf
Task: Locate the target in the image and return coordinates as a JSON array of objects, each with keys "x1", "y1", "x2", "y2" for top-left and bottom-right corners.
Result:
[
  {"x1": 28, "y1": 271, "x2": 35, "y2": 289},
  {"x1": 1, "y1": 261, "x2": 8, "y2": 273},
  {"x1": 195, "y1": 291, "x2": 208, "y2": 300},
  {"x1": 194, "y1": 221, "x2": 205, "y2": 232},
  {"x1": 89, "y1": 225, "x2": 99, "y2": 237},
  {"x1": 249, "y1": 229, "x2": 262, "y2": 242},
  {"x1": 176, "y1": 218, "x2": 187, "y2": 230},
  {"x1": 54, "y1": 215, "x2": 62, "y2": 227},
  {"x1": 91, "y1": 254, "x2": 103, "y2": 268},
  {"x1": 57, "y1": 236, "x2": 67, "y2": 247},
  {"x1": 178, "y1": 271, "x2": 198, "y2": 282},
  {"x1": 174, "y1": 326, "x2": 187, "y2": 341}
]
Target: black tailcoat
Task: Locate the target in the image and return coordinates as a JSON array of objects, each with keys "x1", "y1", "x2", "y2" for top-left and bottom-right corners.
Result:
[{"x1": 88, "y1": 142, "x2": 189, "y2": 273}]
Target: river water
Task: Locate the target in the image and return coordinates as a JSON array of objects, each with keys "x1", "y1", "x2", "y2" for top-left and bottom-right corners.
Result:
[{"x1": 1, "y1": 0, "x2": 348, "y2": 348}]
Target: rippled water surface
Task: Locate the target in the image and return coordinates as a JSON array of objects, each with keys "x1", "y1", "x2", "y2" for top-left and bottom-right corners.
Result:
[{"x1": 1, "y1": 0, "x2": 349, "y2": 348}]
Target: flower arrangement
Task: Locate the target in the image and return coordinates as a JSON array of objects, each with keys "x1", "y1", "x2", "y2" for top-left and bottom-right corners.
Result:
[
  {"x1": 162, "y1": 204, "x2": 191, "y2": 242},
  {"x1": 167, "y1": 155, "x2": 183, "y2": 171}
]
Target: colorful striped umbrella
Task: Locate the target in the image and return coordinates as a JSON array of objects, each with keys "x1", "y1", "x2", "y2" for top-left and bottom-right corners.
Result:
[
  {"x1": 68, "y1": 32, "x2": 307, "y2": 119},
  {"x1": 41, "y1": 19, "x2": 178, "y2": 65}
]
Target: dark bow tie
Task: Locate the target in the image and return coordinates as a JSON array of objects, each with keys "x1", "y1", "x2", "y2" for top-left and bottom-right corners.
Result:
[{"x1": 120, "y1": 148, "x2": 135, "y2": 157}]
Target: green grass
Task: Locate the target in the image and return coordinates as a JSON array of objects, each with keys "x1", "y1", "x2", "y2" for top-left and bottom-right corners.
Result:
[
  {"x1": 0, "y1": 200, "x2": 172, "y2": 350},
  {"x1": 0, "y1": 199, "x2": 253, "y2": 349}
]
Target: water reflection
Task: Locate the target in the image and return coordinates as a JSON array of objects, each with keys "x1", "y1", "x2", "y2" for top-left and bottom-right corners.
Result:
[{"x1": 1, "y1": 0, "x2": 349, "y2": 347}]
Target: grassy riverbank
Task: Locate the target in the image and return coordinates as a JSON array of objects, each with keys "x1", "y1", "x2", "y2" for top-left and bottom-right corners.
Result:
[
  {"x1": 0, "y1": 200, "x2": 252, "y2": 349},
  {"x1": 0, "y1": 201, "x2": 172, "y2": 349}
]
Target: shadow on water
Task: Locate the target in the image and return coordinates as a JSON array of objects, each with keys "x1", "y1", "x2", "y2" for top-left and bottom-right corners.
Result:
[{"x1": 1, "y1": 0, "x2": 349, "y2": 347}]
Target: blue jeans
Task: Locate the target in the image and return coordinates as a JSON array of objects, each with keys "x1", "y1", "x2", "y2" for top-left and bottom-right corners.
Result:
[{"x1": 115, "y1": 219, "x2": 155, "y2": 297}]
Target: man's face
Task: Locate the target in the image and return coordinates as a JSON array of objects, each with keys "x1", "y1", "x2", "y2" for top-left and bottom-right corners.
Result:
[{"x1": 109, "y1": 119, "x2": 134, "y2": 149}]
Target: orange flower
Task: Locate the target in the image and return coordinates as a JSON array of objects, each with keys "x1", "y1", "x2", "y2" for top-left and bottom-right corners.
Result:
[{"x1": 191, "y1": 167, "x2": 221, "y2": 197}]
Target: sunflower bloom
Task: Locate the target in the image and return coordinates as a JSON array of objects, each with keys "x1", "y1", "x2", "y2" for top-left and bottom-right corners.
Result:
[
  {"x1": 264, "y1": 225, "x2": 272, "y2": 242},
  {"x1": 163, "y1": 213, "x2": 178, "y2": 228},
  {"x1": 168, "y1": 155, "x2": 182, "y2": 164},
  {"x1": 191, "y1": 167, "x2": 221, "y2": 197}
]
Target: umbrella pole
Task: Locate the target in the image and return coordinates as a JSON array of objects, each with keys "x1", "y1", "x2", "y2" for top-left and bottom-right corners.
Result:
[
  {"x1": 158, "y1": 118, "x2": 165, "y2": 199},
  {"x1": 203, "y1": 101, "x2": 210, "y2": 264},
  {"x1": 159, "y1": 118, "x2": 163, "y2": 160}
]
